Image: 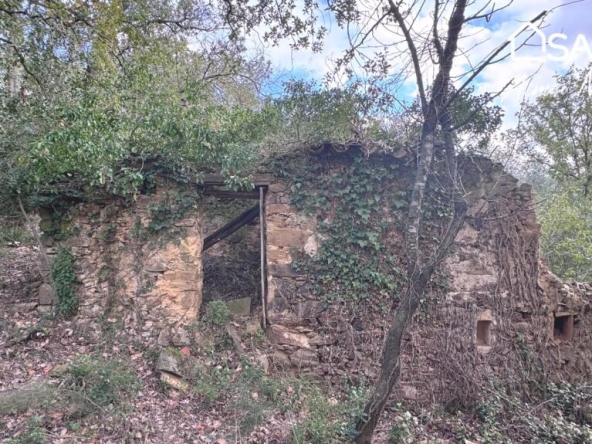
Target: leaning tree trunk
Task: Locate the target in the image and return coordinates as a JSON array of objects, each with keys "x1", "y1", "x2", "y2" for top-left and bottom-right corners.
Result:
[
  {"x1": 354, "y1": 2, "x2": 468, "y2": 441},
  {"x1": 354, "y1": 195, "x2": 468, "y2": 444},
  {"x1": 354, "y1": 266, "x2": 431, "y2": 443}
]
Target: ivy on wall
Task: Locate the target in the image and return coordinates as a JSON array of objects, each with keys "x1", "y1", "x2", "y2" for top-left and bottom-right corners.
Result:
[
  {"x1": 51, "y1": 246, "x2": 78, "y2": 317},
  {"x1": 273, "y1": 151, "x2": 410, "y2": 312}
]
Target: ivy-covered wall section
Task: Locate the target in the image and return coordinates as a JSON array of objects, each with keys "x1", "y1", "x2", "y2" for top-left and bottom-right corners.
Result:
[
  {"x1": 263, "y1": 150, "x2": 592, "y2": 405},
  {"x1": 38, "y1": 177, "x2": 204, "y2": 347},
  {"x1": 263, "y1": 150, "x2": 444, "y2": 383}
]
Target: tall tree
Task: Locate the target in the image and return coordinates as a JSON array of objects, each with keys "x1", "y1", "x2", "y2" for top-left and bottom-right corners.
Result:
[
  {"x1": 521, "y1": 65, "x2": 592, "y2": 196},
  {"x1": 0, "y1": 0, "x2": 272, "y2": 200},
  {"x1": 224, "y1": 1, "x2": 548, "y2": 441}
]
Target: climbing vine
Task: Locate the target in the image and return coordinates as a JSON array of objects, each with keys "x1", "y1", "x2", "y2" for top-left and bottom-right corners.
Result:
[
  {"x1": 273, "y1": 152, "x2": 409, "y2": 311},
  {"x1": 147, "y1": 191, "x2": 200, "y2": 234},
  {"x1": 51, "y1": 246, "x2": 78, "y2": 317}
]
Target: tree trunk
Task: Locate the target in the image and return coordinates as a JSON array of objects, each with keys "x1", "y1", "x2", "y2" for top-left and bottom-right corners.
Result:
[
  {"x1": 354, "y1": 267, "x2": 432, "y2": 443},
  {"x1": 353, "y1": 2, "x2": 469, "y2": 441}
]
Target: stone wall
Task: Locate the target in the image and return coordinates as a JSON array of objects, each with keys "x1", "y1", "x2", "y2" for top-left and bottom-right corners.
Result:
[
  {"x1": 38, "y1": 180, "x2": 203, "y2": 346},
  {"x1": 37, "y1": 151, "x2": 592, "y2": 405},
  {"x1": 262, "y1": 153, "x2": 592, "y2": 404}
]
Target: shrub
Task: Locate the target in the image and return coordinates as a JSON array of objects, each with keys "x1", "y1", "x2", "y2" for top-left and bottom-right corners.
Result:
[
  {"x1": 65, "y1": 355, "x2": 141, "y2": 412},
  {"x1": 203, "y1": 300, "x2": 231, "y2": 326}
]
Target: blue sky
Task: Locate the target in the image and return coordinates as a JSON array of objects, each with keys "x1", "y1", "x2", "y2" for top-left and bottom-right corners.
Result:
[{"x1": 255, "y1": 0, "x2": 592, "y2": 127}]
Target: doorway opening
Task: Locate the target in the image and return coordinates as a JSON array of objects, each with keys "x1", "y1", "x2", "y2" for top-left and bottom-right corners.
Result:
[{"x1": 198, "y1": 177, "x2": 268, "y2": 326}]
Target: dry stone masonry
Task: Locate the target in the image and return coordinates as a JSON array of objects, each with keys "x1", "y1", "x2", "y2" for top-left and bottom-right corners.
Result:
[
  {"x1": 39, "y1": 151, "x2": 592, "y2": 406},
  {"x1": 38, "y1": 179, "x2": 203, "y2": 346}
]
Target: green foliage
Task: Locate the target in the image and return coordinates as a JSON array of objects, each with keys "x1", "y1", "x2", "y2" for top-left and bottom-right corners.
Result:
[
  {"x1": 147, "y1": 191, "x2": 199, "y2": 236},
  {"x1": 538, "y1": 189, "x2": 592, "y2": 281},
  {"x1": 0, "y1": 0, "x2": 273, "y2": 203},
  {"x1": 522, "y1": 64, "x2": 592, "y2": 196},
  {"x1": 203, "y1": 301, "x2": 231, "y2": 326},
  {"x1": 66, "y1": 355, "x2": 141, "y2": 411},
  {"x1": 190, "y1": 356, "x2": 368, "y2": 440},
  {"x1": 50, "y1": 246, "x2": 78, "y2": 317},
  {"x1": 98, "y1": 223, "x2": 117, "y2": 244},
  {"x1": 387, "y1": 410, "x2": 415, "y2": 444},
  {"x1": 546, "y1": 382, "x2": 592, "y2": 425},
  {"x1": 6, "y1": 417, "x2": 48, "y2": 444},
  {"x1": 193, "y1": 360, "x2": 286, "y2": 433},
  {"x1": 271, "y1": 80, "x2": 368, "y2": 149},
  {"x1": 274, "y1": 152, "x2": 406, "y2": 309},
  {"x1": 472, "y1": 381, "x2": 592, "y2": 444},
  {"x1": 289, "y1": 379, "x2": 369, "y2": 444}
]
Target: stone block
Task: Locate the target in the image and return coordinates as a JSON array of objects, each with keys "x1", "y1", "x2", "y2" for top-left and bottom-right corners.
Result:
[
  {"x1": 267, "y1": 228, "x2": 306, "y2": 247},
  {"x1": 145, "y1": 257, "x2": 167, "y2": 273},
  {"x1": 160, "y1": 372, "x2": 190, "y2": 392},
  {"x1": 268, "y1": 263, "x2": 301, "y2": 278},
  {"x1": 267, "y1": 324, "x2": 310, "y2": 348},
  {"x1": 175, "y1": 219, "x2": 196, "y2": 227},
  {"x1": 157, "y1": 329, "x2": 170, "y2": 346},
  {"x1": 401, "y1": 385, "x2": 418, "y2": 400},
  {"x1": 171, "y1": 327, "x2": 190, "y2": 346},
  {"x1": 267, "y1": 248, "x2": 291, "y2": 263},
  {"x1": 40, "y1": 234, "x2": 54, "y2": 247},
  {"x1": 156, "y1": 349, "x2": 184, "y2": 376},
  {"x1": 270, "y1": 350, "x2": 291, "y2": 368},
  {"x1": 304, "y1": 235, "x2": 319, "y2": 256},
  {"x1": 289, "y1": 348, "x2": 318, "y2": 367},
  {"x1": 39, "y1": 219, "x2": 54, "y2": 233},
  {"x1": 226, "y1": 297, "x2": 251, "y2": 316},
  {"x1": 38, "y1": 283, "x2": 57, "y2": 305},
  {"x1": 269, "y1": 182, "x2": 287, "y2": 192}
]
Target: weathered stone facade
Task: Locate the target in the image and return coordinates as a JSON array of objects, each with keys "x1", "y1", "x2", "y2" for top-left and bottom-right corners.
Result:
[
  {"x1": 39, "y1": 151, "x2": 592, "y2": 406},
  {"x1": 38, "y1": 180, "x2": 203, "y2": 345},
  {"x1": 261, "y1": 154, "x2": 592, "y2": 404}
]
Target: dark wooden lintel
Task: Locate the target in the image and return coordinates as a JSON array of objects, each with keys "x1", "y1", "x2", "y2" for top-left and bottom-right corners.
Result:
[
  {"x1": 203, "y1": 204, "x2": 260, "y2": 251},
  {"x1": 198, "y1": 174, "x2": 273, "y2": 186},
  {"x1": 201, "y1": 189, "x2": 260, "y2": 199}
]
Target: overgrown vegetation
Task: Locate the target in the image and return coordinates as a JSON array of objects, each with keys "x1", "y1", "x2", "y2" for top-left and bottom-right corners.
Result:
[
  {"x1": 65, "y1": 355, "x2": 141, "y2": 413},
  {"x1": 50, "y1": 246, "x2": 78, "y2": 317},
  {"x1": 147, "y1": 191, "x2": 201, "y2": 237},
  {"x1": 274, "y1": 152, "x2": 408, "y2": 311},
  {"x1": 189, "y1": 356, "x2": 369, "y2": 441},
  {"x1": 203, "y1": 300, "x2": 231, "y2": 326},
  {"x1": 6, "y1": 416, "x2": 48, "y2": 444}
]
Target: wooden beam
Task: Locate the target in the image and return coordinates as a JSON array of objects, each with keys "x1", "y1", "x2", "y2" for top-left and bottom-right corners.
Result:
[
  {"x1": 201, "y1": 189, "x2": 260, "y2": 199},
  {"x1": 202, "y1": 204, "x2": 259, "y2": 251},
  {"x1": 260, "y1": 187, "x2": 268, "y2": 329},
  {"x1": 198, "y1": 174, "x2": 273, "y2": 186}
]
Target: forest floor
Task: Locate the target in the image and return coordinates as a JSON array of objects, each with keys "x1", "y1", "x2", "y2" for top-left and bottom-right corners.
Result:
[{"x1": 1, "y1": 244, "x2": 590, "y2": 444}]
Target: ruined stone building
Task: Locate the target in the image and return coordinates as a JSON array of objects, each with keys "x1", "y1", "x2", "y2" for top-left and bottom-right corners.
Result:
[{"x1": 37, "y1": 148, "x2": 592, "y2": 405}]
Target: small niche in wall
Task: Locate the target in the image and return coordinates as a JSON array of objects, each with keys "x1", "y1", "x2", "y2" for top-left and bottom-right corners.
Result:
[
  {"x1": 476, "y1": 320, "x2": 492, "y2": 346},
  {"x1": 553, "y1": 314, "x2": 574, "y2": 341}
]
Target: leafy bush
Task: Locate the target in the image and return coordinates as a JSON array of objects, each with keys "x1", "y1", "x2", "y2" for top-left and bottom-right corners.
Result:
[
  {"x1": 203, "y1": 300, "x2": 231, "y2": 326},
  {"x1": 50, "y1": 246, "x2": 78, "y2": 317},
  {"x1": 290, "y1": 378, "x2": 369, "y2": 444},
  {"x1": 65, "y1": 355, "x2": 141, "y2": 412}
]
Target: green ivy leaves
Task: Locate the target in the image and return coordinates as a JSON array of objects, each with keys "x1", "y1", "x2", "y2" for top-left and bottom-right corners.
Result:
[
  {"x1": 51, "y1": 246, "x2": 78, "y2": 318},
  {"x1": 275, "y1": 152, "x2": 407, "y2": 310}
]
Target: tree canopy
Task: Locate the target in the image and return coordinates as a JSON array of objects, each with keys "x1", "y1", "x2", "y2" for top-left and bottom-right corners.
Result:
[
  {"x1": 521, "y1": 65, "x2": 592, "y2": 197},
  {"x1": 0, "y1": 0, "x2": 273, "y2": 201}
]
